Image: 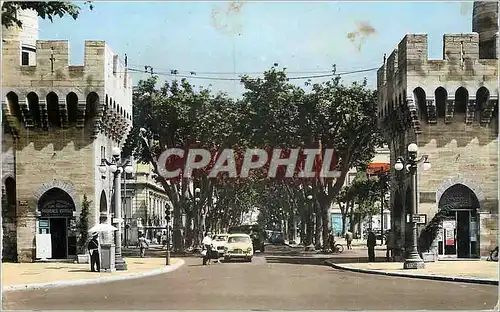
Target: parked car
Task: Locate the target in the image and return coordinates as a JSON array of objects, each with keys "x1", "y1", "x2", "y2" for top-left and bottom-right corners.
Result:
[
  {"x1": 212, "y1": 234, "x2": 229, "y2": 256},
  {"x1": 224, "y1": 234, "x2": 253, "y2": 262},
  {"x1": 228, "y1": 225, "x2": 266, "y2": 252}
]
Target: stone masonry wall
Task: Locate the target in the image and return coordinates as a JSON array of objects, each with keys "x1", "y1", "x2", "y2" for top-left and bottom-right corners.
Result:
[
  {"x1": 14, "y1": 127, "x2": 97, "y2": 262},
  {"x1": 378, "y1": 29, "x2": 498, "y2": 257},
  {"x1": 2, "y1": 32, "x2": 133, "y2": 261}
]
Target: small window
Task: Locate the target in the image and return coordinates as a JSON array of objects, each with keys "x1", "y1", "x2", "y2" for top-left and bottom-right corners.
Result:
[
  {"x1": 113, "y1": 55, "x2": 118, "y2": 74},
  {"x1": 101, "y1": 146, "x2": 106, "y2": 160},
  {"x1": 21, "y1": 52, "x2": 29, "y2": 65}
]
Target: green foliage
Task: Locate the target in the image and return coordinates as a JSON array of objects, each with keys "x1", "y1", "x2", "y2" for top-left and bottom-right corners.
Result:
[
  {"x1": 76, "y1": 194, "x2": 91, "y2": 254},
  {"x1": 126, "y1": 66, "x2": 383, "y2": 246},
  {"x1": 2, "y1": 1, "x2": 93, "y2": 28}
]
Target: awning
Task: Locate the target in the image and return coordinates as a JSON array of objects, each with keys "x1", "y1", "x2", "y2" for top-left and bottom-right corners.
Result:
[{"x1": 366, "y1": 162, "x2": 390, "y2": 175}]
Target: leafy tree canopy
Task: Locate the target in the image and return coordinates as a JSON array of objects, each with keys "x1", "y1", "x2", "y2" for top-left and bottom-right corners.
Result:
[{"x1": 2, "y1": 1, "x2": 93, "y2": 28}]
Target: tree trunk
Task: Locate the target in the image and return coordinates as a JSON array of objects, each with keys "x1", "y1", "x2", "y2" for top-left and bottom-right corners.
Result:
[
  {"x1": 341, "y1": 213, "x2": 347, "y2": 236},
  {"x1": 314, "y1": 201, "x2": 321, "y2": 248},
  {"x1": 321, "y1": 201, "x2": 330, "y2": 249},
  {"x1": 349, "y1": 202, "x2": 356, "y2": 235},
  {"x1": 172, "y1": 194, "x2": 183, "y2": 252},
  {"x1": 305, "y1": 205, "x2": 314, "y2": 246}
]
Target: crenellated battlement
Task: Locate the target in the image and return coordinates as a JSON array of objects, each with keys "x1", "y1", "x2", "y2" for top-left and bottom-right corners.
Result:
[
  {"x1": 377, "y1": 31, "x2": 498, "y2": 135},
  {"x1": 2, "y1": 39, "x2": 133, "y2": 144}
]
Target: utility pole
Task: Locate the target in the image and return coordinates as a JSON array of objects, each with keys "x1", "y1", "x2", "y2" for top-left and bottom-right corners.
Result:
[{"x1": 165, "y1": 205, "x2": 171, "y2": 265}]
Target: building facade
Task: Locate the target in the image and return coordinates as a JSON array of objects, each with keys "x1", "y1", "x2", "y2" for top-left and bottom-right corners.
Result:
[
  {"x1": 329, "y1": 146, "x2": 391, "y2": 238},
  {"x1": 377, "y1": 1, "x2": 498, "y2": 259},
  {"x1": 2, "y1": 9, "x2": 133, "y2": 262},
  {"x1": 121, "y1": 163, "x2": 171, "y2": 246}
]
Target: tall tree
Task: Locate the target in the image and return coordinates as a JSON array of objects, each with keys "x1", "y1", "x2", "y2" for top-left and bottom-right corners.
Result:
[
  {"x1": 123, "y1": 76, "x2": 242, "y2": 251},
  {"x1": 2, "y1": 1, "x2": 93, "y2": 28},
  {"x1": 305, "y1": 77, "x2": 384, "y2": 248}
]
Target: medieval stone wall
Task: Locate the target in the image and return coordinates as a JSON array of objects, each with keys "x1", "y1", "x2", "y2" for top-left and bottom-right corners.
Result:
[
  {"x1": 377, "y1": 2, "x2": 498, "y2": 257},
  {"x1": 2, "y1": 27, "x2": 133, "y2": 261}
]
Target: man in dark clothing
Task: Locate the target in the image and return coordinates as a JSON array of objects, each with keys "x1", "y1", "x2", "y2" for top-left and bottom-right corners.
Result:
[
  {"x1": 87, "y1": 232, "x2": 100, "y2": 272},
  {"x1": 367, "y1": 229, "x2": 377, "y2": 262}
]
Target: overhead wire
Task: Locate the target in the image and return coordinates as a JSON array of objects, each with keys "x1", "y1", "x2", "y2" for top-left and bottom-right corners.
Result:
[
  {"x1": 126, "y1": 63, "x2": 352, "y2": 75},
  {"x1": 123, "y1": 65, "x2": 379, "y2": 82}
]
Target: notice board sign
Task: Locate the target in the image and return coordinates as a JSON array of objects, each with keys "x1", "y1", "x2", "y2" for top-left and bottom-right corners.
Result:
[
  {"x1": 470, "y1": 221, "x2": 478, "y2": 242},
  {"x1": 36, "y1": 233, "x2": 52, "y2": 259},
  {"x1": 445, "y1": 230, "x2": 455, "y2": 246}
]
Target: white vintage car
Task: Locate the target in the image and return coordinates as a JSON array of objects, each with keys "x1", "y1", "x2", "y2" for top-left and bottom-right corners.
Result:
[
  {"x1": 211, "y1": 234, "x2": 229, "y2": 256},
  {"x1": 224, "y1": 233, "x2": 253, "y2": 262}
]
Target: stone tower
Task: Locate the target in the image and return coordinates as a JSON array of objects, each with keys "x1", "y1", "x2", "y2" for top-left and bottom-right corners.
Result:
[
  {"x1": 2, "y1": 8, "x2": 39, "y2": 65},
  {"x1": 2, "y1": 8, "x2": 133, "y2": 262},
  {"x1": 376, "y1": 1, "x2": 498, "y2": 260},
  {"x1": 472, "y1": 1, "x2": 499, "y2": 59}
]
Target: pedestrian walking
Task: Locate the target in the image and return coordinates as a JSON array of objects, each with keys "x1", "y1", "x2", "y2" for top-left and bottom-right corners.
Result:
[
  {"x1": 345, "y1": 230, "x2": 353, "y2": 250},
  {"x1": 328, "y1": 233, "x2": 336, "y2": 252},
  {"x1": 138, "y1": 233, "x2": 149, "y2": 257},
  {"x1": 385, "y1": 229, "x2": 396, "y2": 262},
  {"x1": 87, "y1": 232, "x2": 100, "y2": 272},
  {"x1": 367, "y1": 229, "x2": 377, "y2": 262},
  {"x1": 161, "y1": 232, "x2": 167, "y2": 249},
  {"x1": 202, "y1": 232, "x2": 213, "y2": 265}
]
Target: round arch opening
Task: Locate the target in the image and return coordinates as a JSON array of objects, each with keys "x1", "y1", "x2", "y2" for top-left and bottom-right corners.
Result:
[
  {"x1": 437, "y1": 184, "x2": 480, "y2": 259},
  {"x1": 37, "y1": 187, "x2": 77, "y2": 259}
]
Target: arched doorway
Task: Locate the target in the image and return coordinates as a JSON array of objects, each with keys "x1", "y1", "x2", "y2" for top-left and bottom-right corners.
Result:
[
  {"x1": 99, "y1": 190, "x2": 107, "y2": 223},
  {"x1": 2, "y1": 177, "x2": 17, "y2": 261},
  {"x1": 437, "y1": 184, "x2": 480, "y2": 258},
  {"x1": 37, "y1": 188, "x2": 76, "y2": 259}
]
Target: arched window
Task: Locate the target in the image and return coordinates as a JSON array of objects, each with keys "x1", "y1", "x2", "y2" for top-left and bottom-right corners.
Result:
[
  {"x1": 99, "y1": 190, "x2": 107, "y2": 213},
  {"x1": 5, "y1": 92, "x2": 21, "y2": 121},
  {"x1": 27, "y1": 92, "x2": 41, "y2": 128},
  {"x1": 3, "y1": 177, "x2": 16, "y2": 216},
  {"x1": 46, "y1": 92, "x2": 61, "y2": 128},
  {"x1": 413, "y1": 87, "x2": 427, "y2": 121},
  {"x1": 66, "y1": 92, "x2": 79, "y2": 126},
  {"x1": 455, "y1": 87, "x2": 469, "y2": 114},
  {"x1": 435, "y1": 87, "x2": 447, "y2": 119},
  {"x1": 85, "y1": 92, "x2": 99, "y2": 127},
  {"x1": 476, "y1": 87, "x2": 490, "y2": 112}
]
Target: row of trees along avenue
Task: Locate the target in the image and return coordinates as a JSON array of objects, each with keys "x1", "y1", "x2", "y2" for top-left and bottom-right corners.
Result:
[
  {"x1": 123, "y1": 67, "x2": 385, "y2": 252},
  {"x1": 2, "y1": 2, "x2": 386, "y2": 251}
]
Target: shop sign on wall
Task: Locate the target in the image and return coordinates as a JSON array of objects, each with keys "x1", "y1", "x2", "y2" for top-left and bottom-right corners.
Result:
[
  {"x1": 443, "y1": 220, "x2": 456, "y2": 246},
  {"x1": 437, "y1": 228, "x2": 443, "y2": 241},
  {"x1": 39, "y1": 200, "x2": 74, "y2": 217},
  {"x1": 470, "y1": 221, "x2": 478, "y2": 242}
]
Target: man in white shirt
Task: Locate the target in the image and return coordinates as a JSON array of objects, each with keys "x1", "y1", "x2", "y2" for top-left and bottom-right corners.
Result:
[{"x1": 202, "y1": 232, "x2": 213, "y2": 265}]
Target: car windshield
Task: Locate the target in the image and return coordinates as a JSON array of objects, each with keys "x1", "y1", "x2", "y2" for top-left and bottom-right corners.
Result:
[
  {"x1": 215, "y1": 236, "x2": 227, "y2": 241},
  {"x1": 228, "y1": 236, "x2": 251, "y2": 243}
]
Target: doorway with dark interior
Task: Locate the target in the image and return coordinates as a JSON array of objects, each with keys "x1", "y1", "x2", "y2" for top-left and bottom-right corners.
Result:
[
  {"x1": 50, "y1": 218, "x2": 67, "y2": 259},
  {"x1": 37, "y1": 187, "x2": 76, "y2": 260},
  {"x1": 437, "y1": 184, "x2": 480, "y2": 259}
]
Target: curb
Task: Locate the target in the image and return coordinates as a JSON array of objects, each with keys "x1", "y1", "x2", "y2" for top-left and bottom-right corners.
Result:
[
  {"x1": 325, "y1": 260, "x2": 498, "y2": 286},
  {"x1": 3, "y1": 259, "x2": 185, "y2": 292}
]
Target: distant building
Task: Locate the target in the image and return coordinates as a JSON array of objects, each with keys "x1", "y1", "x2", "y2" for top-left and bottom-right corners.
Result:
[
  {"x1": 121, "y1": 163, "x2": 170, "y2": 245},
  {"x1": 328, "y1": 146, "x2": 391, "y2": 239},
  {"x1": 2, "y1": 9, "x2": 132, "y2": 262}
]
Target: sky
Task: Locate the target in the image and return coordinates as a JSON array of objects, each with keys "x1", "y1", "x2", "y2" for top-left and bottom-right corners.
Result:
[{"x1": 38, "y1": 1, "x2": 474, "y2": 98}]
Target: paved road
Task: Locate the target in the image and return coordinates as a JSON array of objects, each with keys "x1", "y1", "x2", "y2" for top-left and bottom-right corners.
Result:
[{"x1": 3, "y1": 256, "x2": 498, "y2": 310}]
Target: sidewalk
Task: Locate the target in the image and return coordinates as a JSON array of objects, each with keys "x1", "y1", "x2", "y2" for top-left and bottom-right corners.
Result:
[
  {"x1": 2, "y1": 257, "x2": 184, "y2": 292},
  {"x1": 327, "y1": 260, "x2": 499, "y2": 285}
]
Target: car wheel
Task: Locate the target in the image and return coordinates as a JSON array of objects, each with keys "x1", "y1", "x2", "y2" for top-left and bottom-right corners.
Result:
[
  {"x1": 247, "y1": 257, "x2": 253, "y2": 262},
  {"x1": 224, "y1": 256, "x2": 230, "y2": 262}
]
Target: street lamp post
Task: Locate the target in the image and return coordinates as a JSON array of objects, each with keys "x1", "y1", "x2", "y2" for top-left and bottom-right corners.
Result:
[
  {"x1": 394, "y1": 143, "x2": 431, "y2": 270},
  {"x1": 164, "y1": 204, "x2": 171, "y2": 265},
  {"x1": 99, "y1": 146, "x2": 134, "y2": 271}
]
